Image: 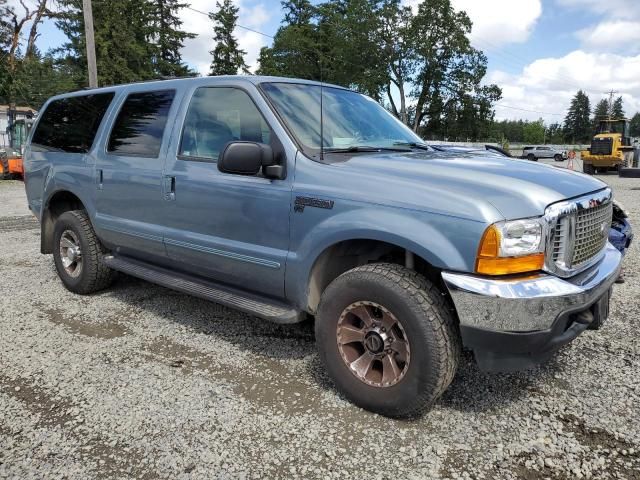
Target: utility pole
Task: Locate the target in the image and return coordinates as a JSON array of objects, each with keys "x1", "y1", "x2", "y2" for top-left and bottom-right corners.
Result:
[
  {"x1": 605, "y1": 89, "x2": 619, "y2": 121},
  {"x1": 82, "y1": 0, "x2": 98, "y2": 88}
]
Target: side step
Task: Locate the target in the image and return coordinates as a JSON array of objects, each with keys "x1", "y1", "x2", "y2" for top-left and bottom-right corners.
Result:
[{"x1": 103, "y1": 255, "x2": 303, "y2": 324}]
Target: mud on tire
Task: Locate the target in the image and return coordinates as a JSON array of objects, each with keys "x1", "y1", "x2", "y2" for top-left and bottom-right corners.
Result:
[{"x1": 315, "y1": 263, "x2": 461, "y2": 418}]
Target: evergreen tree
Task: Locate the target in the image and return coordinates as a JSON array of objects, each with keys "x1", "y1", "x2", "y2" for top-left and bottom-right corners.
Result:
[
  {"x1": 209, "y1": 0, "x2": 248, "y2": 76},
  {"x1": 592, "y1": 98, "x2": 609, "y2": 130},
  {"x1": 563, "y1": 90, "x2": 591, "y2": 143},
  {"x1": 0, "y1": 0, "x2": 11, "y2": 51},
  {"x1": 257, "y1": 0, "x2": 320, "y2": 80},
  {"x1": 56, "y1": 0, "x2": 157, "y2": 86},
  {"x1": 148, "y1": 0, "x2": 196, "y2": 77},
  {"x1": 612, "y1": 96, "x2": 624, "y2": 118},
  {"x1": 630, "y1": 112, "x2": 640, "y2": 137}
]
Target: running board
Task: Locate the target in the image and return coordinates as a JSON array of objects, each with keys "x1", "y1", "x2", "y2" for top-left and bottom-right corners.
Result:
[{"x1": 103, "y1": 255, "x2": 302, "y2": 324}]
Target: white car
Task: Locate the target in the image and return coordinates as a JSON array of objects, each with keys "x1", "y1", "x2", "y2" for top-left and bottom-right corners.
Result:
[{"x1": 521, "y1": 146, "x2": 567, "y2": 162}]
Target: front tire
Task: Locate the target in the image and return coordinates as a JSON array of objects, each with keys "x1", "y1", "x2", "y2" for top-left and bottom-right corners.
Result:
[
  {"x1": 53, "y1": 210, "x2": 115, "y2": 294},
  {"x1": 583, "y1": 162, "x2": 595, "y2": 175},
  {"x1": 315, "y1": 263, "x2": 460, "y2": 418},
  {"x1": 554, "y1": 154, "x2": 563, "y2": 162}
]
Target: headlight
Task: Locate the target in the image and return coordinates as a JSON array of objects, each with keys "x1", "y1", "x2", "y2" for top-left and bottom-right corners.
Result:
[{"x1": 476, "y1": 218, "x2": 545, "y2": 275}]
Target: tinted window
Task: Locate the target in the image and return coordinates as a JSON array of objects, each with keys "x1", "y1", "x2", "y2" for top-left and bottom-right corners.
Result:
[
  {"x1": 31, "y1": 93, "x2": 114, "y2": 153},
  {"x1": 108, "y1": 90, "x2": 175, "y2": 157},
  {"x1": 179, "y1": 87, "x2": 270, "y2": 161}
]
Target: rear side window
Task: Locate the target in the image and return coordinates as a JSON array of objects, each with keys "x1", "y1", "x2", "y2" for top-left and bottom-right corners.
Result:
[
  {"x1": 31, "y1": 93, "x2": 114, "y2": 153},
  {"x1": 108, "y1": 90, "x2": 175, "y2": 157}
]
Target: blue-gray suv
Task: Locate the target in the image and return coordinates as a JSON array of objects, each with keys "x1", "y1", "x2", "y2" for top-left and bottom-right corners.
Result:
[{"x1": 24, "y1": 76, "x2": 621, "y2": 417}]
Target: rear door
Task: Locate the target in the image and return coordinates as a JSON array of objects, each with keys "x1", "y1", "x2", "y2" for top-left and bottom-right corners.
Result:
[
  {"x1": 161, "y1": 85, "x2": 292, "y2": 298},
  {"x1": 93, "y1": 88, "x2": 179, "y2": 262}
]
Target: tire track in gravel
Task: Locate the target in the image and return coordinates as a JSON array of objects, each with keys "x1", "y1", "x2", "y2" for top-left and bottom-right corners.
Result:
[
  {"x1": 0, "y1": 374, "x2": 160, "y2": 479},
  {"x1": 140, "y1": 336, "x2": 327, "y2": 415},
  {"x1": 41, "y1": 306, "x2": 130, "y2": 339},
  {"x1": 0, "y1": 215, "x2": 39, "y2": 233}
]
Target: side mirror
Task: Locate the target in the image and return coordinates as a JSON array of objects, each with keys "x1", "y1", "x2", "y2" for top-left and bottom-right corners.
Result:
[{"x1": 218, "y1": 141, "x2": 281, "y2": 178}]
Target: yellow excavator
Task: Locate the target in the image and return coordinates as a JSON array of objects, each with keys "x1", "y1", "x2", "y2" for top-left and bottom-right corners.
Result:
[{"x1": 581, "y1": 118, "x2": 638, "y2": 176}]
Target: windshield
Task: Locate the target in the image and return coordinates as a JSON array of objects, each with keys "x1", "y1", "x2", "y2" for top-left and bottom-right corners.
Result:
[{"x1": 261, "y1": 82, "x2": 425, "y2": 158}]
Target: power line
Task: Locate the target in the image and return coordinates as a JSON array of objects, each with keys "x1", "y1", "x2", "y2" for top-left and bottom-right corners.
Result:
[
  {"x1": 495, "y1": 103, "x2": 564, "y2": 116},
  {"x1": 185, "y1": 6, "x2": 275, "y2": 39}
]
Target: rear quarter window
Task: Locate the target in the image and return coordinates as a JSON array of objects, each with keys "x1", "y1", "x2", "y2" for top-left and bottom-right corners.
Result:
[
  {"x1": 31, "y1": 92, "x2": 115, "y2": 153},
  {"x1": 107, "y1": 90, "x2": 175, "y2": 157}
]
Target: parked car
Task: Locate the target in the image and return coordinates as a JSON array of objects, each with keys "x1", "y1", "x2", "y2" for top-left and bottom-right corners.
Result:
[
  {"x1": 24, "y1": 77, "x2": 621, "y2": 418},
  {"x1": 521, "y1": 145, "x2": 567, "y2": 161}
]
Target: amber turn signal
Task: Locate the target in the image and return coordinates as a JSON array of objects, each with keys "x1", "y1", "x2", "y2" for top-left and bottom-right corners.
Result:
[{"x1": 476, "y1": 225, "x2": 545, "y2": 275}]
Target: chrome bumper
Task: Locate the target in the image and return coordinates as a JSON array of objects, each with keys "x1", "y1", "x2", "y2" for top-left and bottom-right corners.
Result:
[{"x1": 442, "y1": 243, "x2": 622, "y2": 333}]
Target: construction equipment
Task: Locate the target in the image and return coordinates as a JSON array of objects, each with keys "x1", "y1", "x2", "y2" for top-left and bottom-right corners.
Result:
[
  {"x1": 581, "y1": 118, "x2": 637, "y2": 176},
  {"x1": 1, "y1": 105, "x2": 34, "y2": 180}
]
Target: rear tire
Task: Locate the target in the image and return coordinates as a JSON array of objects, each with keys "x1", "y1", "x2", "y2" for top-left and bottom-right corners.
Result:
[
  {"x1": 53, "y1": 210, "x2": 115, "y2": 294},
  {"x1": 583, "y1": 162, "x2": 595, "y2": 175},
  {"x1": 527, "y1": 154, "x2": 537, "y2": 161},
  {"x1": 315, "y1": 263, "x2": 460, "y2": 418}
]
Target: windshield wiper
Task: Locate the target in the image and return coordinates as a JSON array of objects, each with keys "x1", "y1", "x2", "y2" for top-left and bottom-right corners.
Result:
[
  {"x1": 392, "y1": 141, "x2": 432, "y2": 151},
  {"x1": 324, "y1": 145, "x2": 411, "y2": 153}
]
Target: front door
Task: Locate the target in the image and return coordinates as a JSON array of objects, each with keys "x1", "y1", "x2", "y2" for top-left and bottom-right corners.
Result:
[
  {"x1": 162, "y1": 86, "x2": 292, "y2": 298},
  {"x1": 94, "y1": 88, "x2": 177, "y2": 262}
]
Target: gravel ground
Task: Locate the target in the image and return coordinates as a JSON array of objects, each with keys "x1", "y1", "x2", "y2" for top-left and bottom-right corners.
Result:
[{"x1": 0, "y1": 174, "x2": 639, "y2": 480}]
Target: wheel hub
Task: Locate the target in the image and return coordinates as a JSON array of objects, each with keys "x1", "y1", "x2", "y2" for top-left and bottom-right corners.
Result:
[
  {"x1": 59, "y1": 230, "x2": 83, "y2": 278},
  {"x1": 336, "y1": 301, "x2": 411, "y2": 388},
  {"x1": 364, "y1": 330, "x2": 386, "y2": 354}
]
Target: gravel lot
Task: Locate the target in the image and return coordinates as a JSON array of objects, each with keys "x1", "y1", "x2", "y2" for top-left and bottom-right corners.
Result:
[{"x1": 0, "y1": 171, "x2": 639, "y2": 480}]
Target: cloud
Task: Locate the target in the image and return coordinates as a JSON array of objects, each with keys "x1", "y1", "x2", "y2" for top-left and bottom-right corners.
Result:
[
  {"x1": 178, "y1": 0, "x2": 273, "y2": 76},
  {"x1": 450, "y1": 0, "x2": 542, "y2": 47},
  {"x1": 403, "y1": 0, "x2": 542, "y2": 47},
  {"x1": 577, "y1": 20, "x2": 640, "y2": 52},
  {"x1": 488, "y1": 50, "x2": 640, "y2": 122},
  {"x1": 555, "y1": 0, "x2": 639, "y2": 19}
]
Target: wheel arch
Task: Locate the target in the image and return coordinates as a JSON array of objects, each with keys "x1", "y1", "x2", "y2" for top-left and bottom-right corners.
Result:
[{"x1": 41, "y1": 189, "x2": 88, "y2": 254}]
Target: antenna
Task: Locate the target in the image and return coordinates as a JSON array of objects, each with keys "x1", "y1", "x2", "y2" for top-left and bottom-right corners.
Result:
[{"x1": 319, "y1": 55, "x2": 324, "y2": 162}]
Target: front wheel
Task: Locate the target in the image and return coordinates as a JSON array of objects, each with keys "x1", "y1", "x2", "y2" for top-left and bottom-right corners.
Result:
[
  {"x1": 583, "y1": 162, "x2": 595, "y2": 175},
  {"x1": 554, "y1": 154, "x2": 563, "y2": 162},
  {"x1": 315, "y1": 263, "x2": 460, "y2": 418}
]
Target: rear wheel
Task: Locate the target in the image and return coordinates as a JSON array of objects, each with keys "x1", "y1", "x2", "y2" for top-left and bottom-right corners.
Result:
[
  {"x1": 53, "y1": 210, "x2": 115, "y2": 294},
  {"x1": 527, "y1": 154, "x2": 537, "y2": 161},
  {"x1": 315, "y1": 263, "x2": 460, "y2": 418}
]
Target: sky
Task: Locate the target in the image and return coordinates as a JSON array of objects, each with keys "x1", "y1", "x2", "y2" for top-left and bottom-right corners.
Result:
[{"x1": 16, "y1": 0, "x2": 640, "y2": 123}]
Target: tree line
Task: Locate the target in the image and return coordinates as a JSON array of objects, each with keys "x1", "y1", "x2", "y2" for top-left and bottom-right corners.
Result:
[
  {"x1": 1, "y1": 0, "x2": 501, "y2": 139},
  {"x1": 2, "y1": 0, "x2": 638, "y2": 143}
]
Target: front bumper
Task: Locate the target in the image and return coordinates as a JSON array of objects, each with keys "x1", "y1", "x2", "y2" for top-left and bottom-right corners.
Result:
[{"x1": 442, "y1": 243, "x2": 622, "y2": 371}]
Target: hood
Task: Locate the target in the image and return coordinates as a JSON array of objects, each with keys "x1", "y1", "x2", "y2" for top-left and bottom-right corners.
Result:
[{"x1": 329, "y1": 150, "x2": 607, "y2": 221}]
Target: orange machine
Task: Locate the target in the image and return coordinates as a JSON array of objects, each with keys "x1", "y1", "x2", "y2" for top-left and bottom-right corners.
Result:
[{"x1": 1, "y1": 117, "x2": 33, "y2": 180}]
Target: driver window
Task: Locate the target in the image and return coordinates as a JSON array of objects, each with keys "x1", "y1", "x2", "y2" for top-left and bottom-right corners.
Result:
[{"x1": 179, "y1": 87, "x2": 271, "y2": 161}]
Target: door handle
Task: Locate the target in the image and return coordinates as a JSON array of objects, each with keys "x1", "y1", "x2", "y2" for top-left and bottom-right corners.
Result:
[
  {"x1": 164, "y1": 176, "x2": 176, "y2": 201},
  {"x1": 96, "y1": 169, "x2": 103, "y2": 190}
]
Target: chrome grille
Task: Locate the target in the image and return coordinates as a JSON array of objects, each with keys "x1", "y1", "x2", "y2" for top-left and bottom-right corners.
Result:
[
  {"x1": 573, "y1": 202, "x2": 612, "y2": 265},
  {"x1": 544, "y1": 189, "x2": 613, "y2": 277}
]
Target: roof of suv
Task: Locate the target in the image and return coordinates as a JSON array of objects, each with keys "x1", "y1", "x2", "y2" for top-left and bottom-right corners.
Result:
[{"x1": 47, "y1": 75, "x2": 349, "y2": 102}]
